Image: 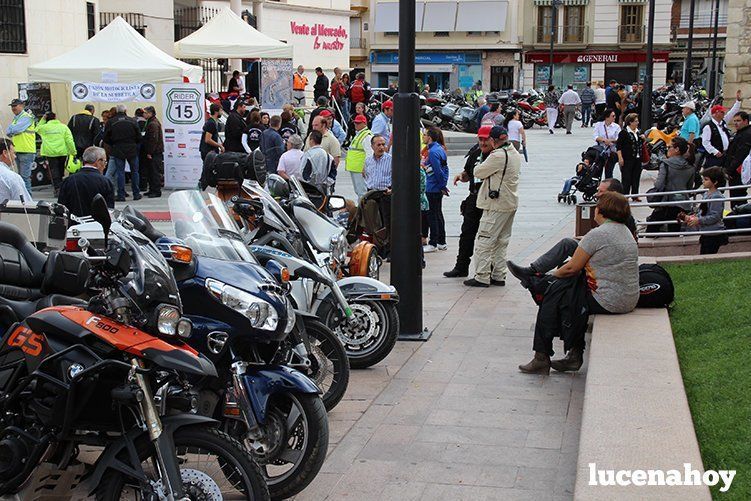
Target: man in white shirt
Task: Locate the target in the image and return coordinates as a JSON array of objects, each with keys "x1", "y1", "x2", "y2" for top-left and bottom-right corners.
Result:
[
  {"x1": 0, "y1": 139, "x2": 33, "y2": 203},
  {"x1": 558, "y1": 85, "x2": 582, "y2": 135},
  {"x1": 702, "y1": 104, "x2": 734, "y2": 167}
]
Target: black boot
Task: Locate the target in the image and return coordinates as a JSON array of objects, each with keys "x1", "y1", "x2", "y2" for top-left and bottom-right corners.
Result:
[
  {"x1": 444, "y1": 267, "x2": 469, "y2": 278},
  {"x1": 551, "y1": 347, "x2": 584, "y2": 372},
  {"x1": 518, "y1": 352, "x2": 551, "y2": 375},
  {"x1": 506, "y1": 261, "x2": 537, "y2": 289}
]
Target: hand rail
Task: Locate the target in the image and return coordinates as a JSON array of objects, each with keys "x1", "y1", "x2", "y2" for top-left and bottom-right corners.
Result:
[
  {"x1": 638, "y1": 227, "x2": 751, "y2": 238},
  {"x1": 638, "y1": 213, "x2": 751, "y2": 225},
  {"x1": 624, "y1": 184, "x2": 751, "y2": 199},
  {"x1": 331, "y1": 98, "x2": 348, "y2": 134},
  {"x1": 629, "y1": 194, "x2": 751, "y2": 207}
]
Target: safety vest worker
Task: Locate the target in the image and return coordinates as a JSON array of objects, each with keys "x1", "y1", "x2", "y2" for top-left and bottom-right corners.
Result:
[
  {"x1": 8, "y1": 108, "x2": 37, "y2": 153},
  {"x1": 293, "y1": 72, "x2": 308, "y2": 91},
  {"x1": 346, "y1": 125, "x2": 373, "y2": 173}
]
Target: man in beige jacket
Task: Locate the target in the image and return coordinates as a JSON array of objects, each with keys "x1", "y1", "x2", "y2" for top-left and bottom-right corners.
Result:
[{"x1": 464, "y1": 126, "x2": 521, "y2": 287}]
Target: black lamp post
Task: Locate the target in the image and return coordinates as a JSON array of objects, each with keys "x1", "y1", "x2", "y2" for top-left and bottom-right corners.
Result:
[
  {"x1": 548, "y1": 0, "x2": 562, "y2": 86},
  {"x1": 684, "y1": 0, "x2": 696, "y2": 88},
  {"x1": 391, "y1": 0, "x2": 428, "y2": 341},
  {"x1": 708, "y1": 0, "x2": 721, "y2": 98},
  {"x1": 641, "y1": 0, "x2": 656, "y2": 130}
]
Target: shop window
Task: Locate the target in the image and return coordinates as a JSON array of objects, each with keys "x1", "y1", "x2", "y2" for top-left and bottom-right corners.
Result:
[
  {"x1": 0, "y1": 0, "x2": 26, "y2": 54},
  {"x1": 87, "y1": 2, "x2": 96, "y2": 39},
  {"x1": 537, "y1": 6, "x2": 553, "y2": 44},
  {"x1": 563, "y1": 5, "x2": 585, "y2": 43},
  {"x1": 434, "y1": 32, "x2": 449, "y2": 37},
  {"x1": 619, "y1": 5, "x2": 644, "y2": 43},
  {"x1": 491, "y1": 66, "x2": 514, "y2": 92}
]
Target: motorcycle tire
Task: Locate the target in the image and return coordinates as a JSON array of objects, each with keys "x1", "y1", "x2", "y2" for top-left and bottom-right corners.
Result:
[
  {"x1": 303, "y1": 319, "x2": 350, "y2": 411},
  {"x1": 230, "y1": 393, "x2": 328, "y2": 501},
  {"x1": 326, "y1": 300, "x2": 399, "y2": 369},
  {"x1": 97, "y1": 425, "x2": 270, "y2": 501}
]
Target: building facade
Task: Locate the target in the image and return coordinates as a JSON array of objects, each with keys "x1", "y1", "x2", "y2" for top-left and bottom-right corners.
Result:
[
  {"x1": 669, "y1": 0, "x2": 727, "y2": 87},
  {"x1": 521, "y1": 0, "x2": 672, "y2": 90},
  {"x1": 723, "y1": 0, "x2": 751, "y2": 107},
  {"x1": 366, "y1": 0, "x2": 524, "y2": 92}
]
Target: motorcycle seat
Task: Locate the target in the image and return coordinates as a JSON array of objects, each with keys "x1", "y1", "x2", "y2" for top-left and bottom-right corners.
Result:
[
  {"x1": 0, "y1": 222, "x2": 47, "y2": 299},
  {"x1": 0, "y1": 294, "x2": 85, "y2": 322}
]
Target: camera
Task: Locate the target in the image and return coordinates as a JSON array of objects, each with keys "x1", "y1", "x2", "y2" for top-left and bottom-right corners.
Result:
[{"x1": 488, "y1": 190, "x2": 500, "y2": 199}]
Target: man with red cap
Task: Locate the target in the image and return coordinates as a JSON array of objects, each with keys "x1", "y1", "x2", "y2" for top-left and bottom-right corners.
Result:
[
  {"x1": 345, "y1": 114, "x2": 372, "y2": 198},
  {"x1": 444, "y1": 125, "x2": 496, "y2": 277},
  {"x1": 701, "y1": 90, "x2": 742, "y2": 168},
  {"x1": 371, "y1": 100, "x2": 393, "y2": 151}
]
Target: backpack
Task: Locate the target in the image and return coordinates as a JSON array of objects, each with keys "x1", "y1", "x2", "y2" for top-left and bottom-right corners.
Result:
[
  {"x1": 637, "y1": 264, "x2": 675, "y2": 308},
  {"x1": 348, "y1": 80, "x2": 367, "y2": 103}
]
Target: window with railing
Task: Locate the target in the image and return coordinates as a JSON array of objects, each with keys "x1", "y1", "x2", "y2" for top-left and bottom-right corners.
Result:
[
  {"x1": 0, "y1": 0, "x2": 26, "y2": 54},
  {"x1": 537, "y1": 6, "x2": 553, "y2": 43},
  {"x1": 619, "y1": 5, "x2": 644, "y2": 43},
  {"x1": 87, "y1": 2, "x2": 96, "y2": 39},
  {"x1": 350, "y1": 37, "x2": 367, "y2": 48},
  {"x1": 563, "y1": 5, "x2": 585, "y2": 43}
]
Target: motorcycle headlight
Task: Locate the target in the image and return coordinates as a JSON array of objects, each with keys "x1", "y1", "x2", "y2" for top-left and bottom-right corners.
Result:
[
  {"x1": 330, "y1": 234, "x2": 348, "y2": 264},
  {"x1": 157, "y1": 306, "x2": 180, "y2": 336},
  {"x1": 285, "y1": 297, "x2": 296, "y2": 334},
  {"x1": 206, "y1": 278, "x2": 279, "y2": 331}
]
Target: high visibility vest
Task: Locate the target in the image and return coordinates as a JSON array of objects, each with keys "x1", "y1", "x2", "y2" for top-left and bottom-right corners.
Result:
[
  {"x1": 293, "y1": 73, "x2": 308, "y2": 91},
  {"x1": 10, "y1": 111, "x2": 36, "y2": 153},
  {"x1": 346, "y1": 128, "x2": 371, "y2": 173}
]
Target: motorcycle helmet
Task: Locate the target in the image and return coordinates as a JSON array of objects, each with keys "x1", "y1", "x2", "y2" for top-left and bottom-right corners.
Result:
[{"x1": 266, "y1": 174, "x2": 290, "y2": 199}]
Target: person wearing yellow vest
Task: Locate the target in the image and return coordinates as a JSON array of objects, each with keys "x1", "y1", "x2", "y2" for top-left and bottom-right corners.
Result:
[
  {"x1": 5, "y1": 99, "x2": 36, "y2": 193},
  {"x1": 36, "y1": 112, "x2": 76, "y2": 195},
  {"x1": 293, "y1": 65, "x2": 309, "y2": 106},
  {"x1": 345, "y1": 115, "x2": 372, "y2": 198}
]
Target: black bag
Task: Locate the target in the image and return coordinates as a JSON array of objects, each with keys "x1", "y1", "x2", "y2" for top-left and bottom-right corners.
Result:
[{"x1": 637, "y1": 264, "x2": 674, "y2": 308}]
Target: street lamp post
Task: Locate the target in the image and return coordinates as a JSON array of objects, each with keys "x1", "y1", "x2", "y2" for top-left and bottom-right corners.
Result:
[
  {"x1": 391, "y1": 0, "x2": 428, "y2": 341},
  {"x1": 685, "y1": 0, "x2": 696, "y2": 88},
  {"x1": 641, "y1": 0, "x2": 656, "y2": 130},
  {"x1": 548, "y1": 0, "x2": 562, "y2": 86},
  {"x1": 708, "y1": 0, "x2": 721, "y2": 98}
]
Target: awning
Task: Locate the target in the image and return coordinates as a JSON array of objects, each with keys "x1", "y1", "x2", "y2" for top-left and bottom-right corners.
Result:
[
  {"x1": 375, "y1": 2, "x2": 424, "y2": 32},
  {"x1": 421, "y1": 2, "x2": 458, "y2": 32},
  {"x1": 455, "y1": 1, "x2": 508, "y2": 32},
  {"x1": 534, "y1": 0, "x2": 589, "y2": 5}
]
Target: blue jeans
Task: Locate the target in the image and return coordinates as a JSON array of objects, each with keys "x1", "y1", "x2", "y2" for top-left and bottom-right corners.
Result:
[
  {"x1": 581, "y1": 104, "x2": 592, "y2": 126},
  {"x1": 15, "y1": 152, "x2": 35, "y2": 193},
  {"x1": 108, "y1": 156, "x2": 140, "y2": 198}
]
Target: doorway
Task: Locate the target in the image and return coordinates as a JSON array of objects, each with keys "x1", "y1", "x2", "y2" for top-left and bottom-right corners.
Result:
[{"x1": 605, "y1": 65, "x2": 638, "y2": 86}]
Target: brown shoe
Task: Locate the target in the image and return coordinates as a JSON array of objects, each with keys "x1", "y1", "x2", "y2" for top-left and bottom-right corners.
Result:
[
  {"x1": 518, "y1": 352, "x2": 551, "y2": 375},
  {"x1": 551, "y1": 347, "x2": 584, "y2": 372}
]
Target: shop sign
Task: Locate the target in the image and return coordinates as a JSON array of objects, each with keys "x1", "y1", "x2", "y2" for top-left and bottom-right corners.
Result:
[
  {"x1": 525, "y1": 51, "x2": 670, "y2": 64},
  {"x1": 373, "y1": 52, "x2": 482, "y2": 65},
  {"x1": 289, "y1": 21, "x2": 348, "y2": 51},
  {"x1": 71, "y1": 82, "x2": 156, "y2": 103}
]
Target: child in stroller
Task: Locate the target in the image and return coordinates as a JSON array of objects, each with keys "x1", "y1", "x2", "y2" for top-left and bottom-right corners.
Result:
[{"x1": 557, "y1": 145, "x2": 605, "y2": 204}]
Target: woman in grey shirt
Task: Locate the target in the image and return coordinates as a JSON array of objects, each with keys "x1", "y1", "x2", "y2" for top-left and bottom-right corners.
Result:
[{"x1": 507, "y1": 192, "x2": 639, "y2": 374}]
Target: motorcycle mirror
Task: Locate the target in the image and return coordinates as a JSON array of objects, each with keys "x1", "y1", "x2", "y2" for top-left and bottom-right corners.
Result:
[
  {"x1": 90, "y1": 194, "x2": 111, "y2": 248},
  {"x1": 328, "y1": 195, "x2": 346, "y2": 211}
]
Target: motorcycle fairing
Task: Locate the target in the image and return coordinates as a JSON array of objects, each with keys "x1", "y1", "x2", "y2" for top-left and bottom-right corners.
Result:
[
  {"x1": 241, "y1": 365, "x2": 320, "y2": 424},
  {"x1": 317, "y1": 276, "x2": 399, "y2": 303}
]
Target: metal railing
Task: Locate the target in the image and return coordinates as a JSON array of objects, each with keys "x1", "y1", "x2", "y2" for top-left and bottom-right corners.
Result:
[
  {"x1": 619, "y1": 25, "x2": 645, "y2": 44},
  {"x1": 350, "y1": 37, "x2": 367, "y2": 49}
]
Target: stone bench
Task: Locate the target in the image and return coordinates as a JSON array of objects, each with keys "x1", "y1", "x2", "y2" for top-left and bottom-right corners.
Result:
[{"x1": 574, "y1": 308, "x2": 711, "y2": 500}]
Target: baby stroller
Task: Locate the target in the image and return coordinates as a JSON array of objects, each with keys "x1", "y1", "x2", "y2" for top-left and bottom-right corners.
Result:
[{"x1": 557, "y1": 145, "x2": 606, "y2": 204}]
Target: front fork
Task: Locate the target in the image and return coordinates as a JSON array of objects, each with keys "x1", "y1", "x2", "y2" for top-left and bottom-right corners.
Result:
[{"x1": 130, "y1": 359, "x2": 187, "y2": 501}]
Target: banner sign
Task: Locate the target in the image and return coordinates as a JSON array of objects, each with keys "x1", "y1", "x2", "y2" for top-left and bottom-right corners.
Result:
[
  {"x1": 161, "y1": 83, "x2": 205, "y2": 189},
  {"x1": 71, "y1": 82, "x2": 157, "y2": 102},
  {"x1": 261, "y1": 59, "x2": 293, "y2": 110},
  {"x1": 525, "y1": 51, "x2": 670, "y2": 64}
]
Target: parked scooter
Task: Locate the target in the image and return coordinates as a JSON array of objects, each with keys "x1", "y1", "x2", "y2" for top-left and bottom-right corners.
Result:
[{"x1": 237, "y1": 177, "x2": 400, "y2": 369}]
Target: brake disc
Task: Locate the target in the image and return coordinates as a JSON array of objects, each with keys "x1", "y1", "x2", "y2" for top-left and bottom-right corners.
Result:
[{"x1": 336, "y1": 303, "x2": 380, "y2": 346}]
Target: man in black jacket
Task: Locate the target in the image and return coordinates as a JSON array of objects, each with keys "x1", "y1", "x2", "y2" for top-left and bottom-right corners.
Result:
[
  {"x1": 224, "y1": 100, "x2": 249, "y2": 153},
  {"x1": 103, "y1": 104, "x2": 141, "y2": 201},
  {"x1": 58, "y1": 146, "x2": 114, "y2": 216},
  {"x1": 141, "y1": 106, "x2": 164, "y2": 198},
  {"x1": 724, "y1": 111, "x2": 751, "y2": 208},
  {"x1": 67, "y1": 104, "x2": 100, "y2": 158},
  {"x1": 313, "y1": 67, "x2": 329, "y2": 103},
  {"x1": 443, "y1": 125, "x2": 495, "y2": 277}
]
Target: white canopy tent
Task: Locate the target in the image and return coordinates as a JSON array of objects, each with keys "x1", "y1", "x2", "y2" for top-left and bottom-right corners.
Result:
[
  {"x1": 174, "y1": 8, "x2": 292, "y2": 59},
  {"x1": 28, "y1": 17, "x2": 202, "y2": 83}
]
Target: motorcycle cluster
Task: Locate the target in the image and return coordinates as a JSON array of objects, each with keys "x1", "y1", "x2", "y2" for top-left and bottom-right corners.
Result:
[{"x1": 0, "y1": 175, "x2": 400, "y2": 500}]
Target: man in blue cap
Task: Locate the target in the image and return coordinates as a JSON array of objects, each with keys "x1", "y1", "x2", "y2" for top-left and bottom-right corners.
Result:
[{"x1": 464, "y1": 125, "x2": 522, "y2": 287}]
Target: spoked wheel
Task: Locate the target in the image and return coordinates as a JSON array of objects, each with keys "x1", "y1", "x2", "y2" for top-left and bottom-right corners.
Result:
[
  {"x1": 98, "y1": 425, "x2": 269, "y2": 501},
  {"x1": 303, "y1": 319, "x2": 350, "y2": 411},
  {"x1": 366, "y1": 247, "x2": 380, "y2": 280},
  {"x1": 230, "y1": 393, "x2": 328, "y2": 501},
  {"x1": 325, "y1": 300, "x2": 399, "y2": 369}
]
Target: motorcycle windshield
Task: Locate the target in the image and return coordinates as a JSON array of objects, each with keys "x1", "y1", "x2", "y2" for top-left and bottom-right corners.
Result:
[
  {"x1": 168, "y1": 190, "x2": 257, "y2": 263},
  {"x1": 241, "y1": 180, "x2": 298, "y2": 229}
]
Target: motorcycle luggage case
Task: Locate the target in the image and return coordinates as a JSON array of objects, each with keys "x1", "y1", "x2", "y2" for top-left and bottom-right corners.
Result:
[{"x1": 0, "y1": 201, "x2": 69, "y2": 251}]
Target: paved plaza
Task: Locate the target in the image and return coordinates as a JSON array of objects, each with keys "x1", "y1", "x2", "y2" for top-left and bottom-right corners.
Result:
[{"x1": 28, "y1": 126, "x2": 655, "y2": 500}]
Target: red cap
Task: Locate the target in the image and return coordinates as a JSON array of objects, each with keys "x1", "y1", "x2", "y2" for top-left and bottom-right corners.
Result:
[
  {"x1": 319, "y1": 110, "x2": 333, "y2": 117},
  {"x1": 354, "y1": 114, "x2": 367, "y2": 124},
  {"x1": 381, "y1": 100, "x2": 394, "y2": 109},
  {"x1": 711, "y1": 104, "x2": 727, "y2": 114},
  {"x1": 477, "y1": 125, "x2": 493, "y2": 138}
]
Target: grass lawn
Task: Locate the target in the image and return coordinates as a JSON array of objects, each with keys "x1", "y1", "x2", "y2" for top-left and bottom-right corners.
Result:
[{"x1": 667, "y1": 259, "x2": 751, "y2": 500}]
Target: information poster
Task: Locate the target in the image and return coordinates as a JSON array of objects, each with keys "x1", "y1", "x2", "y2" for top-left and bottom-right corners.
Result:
[
  {"x1": 260, "y1": 59, "x2": 293, "y2": 110},
  {"x1": 17, "y1": 82, "x2": 51, "y2": 118},
  {"x1": 161, "y1": 83, "x2": 205, "y2": 189}
]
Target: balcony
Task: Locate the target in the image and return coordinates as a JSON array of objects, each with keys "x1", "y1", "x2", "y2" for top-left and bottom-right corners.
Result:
[
  {"x1": 535, "y1": 25, "x2": 588, "y2": 45},
  {"x1": 619, "y1": 24, "x2": 645, "y2": 44},
  {"x1": 350, "y1": 37, "x2": 368, "y2": 58},
  {"x1": 350, "y1": 0, "x2": 369, "y2": 11}
]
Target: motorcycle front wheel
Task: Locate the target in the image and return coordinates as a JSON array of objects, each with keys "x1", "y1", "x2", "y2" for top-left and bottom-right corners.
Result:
[
  {"x1": 303, "y1": 319, "x2": 350, "y2": 411},
  {"x1": 230, "y1": 393, "x2": 329, "y2": 501},
  {"x1": 326, "y1": 300, "x2": 400, "y2": 369},
  {"x1": 97, "y1": 425, "x2": 269, "y2": 501}
]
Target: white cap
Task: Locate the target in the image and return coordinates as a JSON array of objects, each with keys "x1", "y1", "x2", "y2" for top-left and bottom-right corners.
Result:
[{"x1": 680, "y1": 100, "x2": 696, "y2": 110}]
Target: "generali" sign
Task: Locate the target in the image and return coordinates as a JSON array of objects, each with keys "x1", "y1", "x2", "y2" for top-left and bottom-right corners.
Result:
[
  {"x1": 290, "y1": 21, "x2": 348, "y2": 51},
  {"x1": 576, "y1": 54, "x2": 619, "y2": 63}
]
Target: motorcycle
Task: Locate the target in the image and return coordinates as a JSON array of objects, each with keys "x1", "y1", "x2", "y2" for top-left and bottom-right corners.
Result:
[
  {"x1": 238, "y1": 177, "x2": 400, "y2": 369},
  {"x1": 0, "y1": 196, "x2": 269, "y2": 500},
  {"x1": 645, "y1": 126, "x2": 679, "y2": 171}
]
